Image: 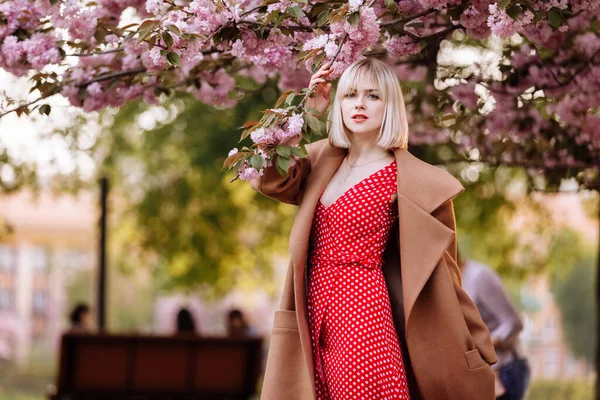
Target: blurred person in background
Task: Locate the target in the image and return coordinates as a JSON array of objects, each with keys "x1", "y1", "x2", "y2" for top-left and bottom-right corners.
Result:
[
  {"x1": 69, "y1": 303, "x2": 93, "y2": 333},
  {"x1": 175, "y1": 307, "x2": 198, "y2": 336},
  {"x1": 458, "y1": 253, "x2": 530, "y2": 400},
  {"x1": 226, "y1": 308, "x2": 257, "y2": 338}
]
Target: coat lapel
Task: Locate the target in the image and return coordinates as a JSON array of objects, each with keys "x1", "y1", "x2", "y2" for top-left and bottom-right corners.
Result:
[
  {"x1": 394, "y1": 148, "x2": 464, "y2": 324},
  {"x1": 289, "y1": 144, "x2": 346, "y2": 392}
]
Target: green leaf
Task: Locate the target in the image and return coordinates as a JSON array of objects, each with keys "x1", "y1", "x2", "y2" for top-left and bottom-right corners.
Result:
[
  {"x1": 162, "y1": 31, "x2": 173, "y2": 48},
  {"x1": 106, "y1": 78, "x2": 120, "y2": 91},
  {"x1": 290, "y1": 147, "x2": 307, "y2": 158},
  {"x1": 288, "y1": 6, "x2": 303, "y2": 20},
  {"x1": 547, "y1": 8, "x2": 563, "y2": 29},
  {"x1": 304, "y1": 114, "x2": 321, "y2": 133},
  {"x1": 38, "y1": 104, "x2": 51, "y2": 116},
  {"x1": 276, "y1": 146, "x2": 292, "y2": 158},
  {"x1": 497, "y1": 0, "x2": 511, "y2": 10},
  {"x1": 405, "y1": 22, "x2": 425, "y2": 29},
  {"x1": 385, "y1": 0, "x2": 396, "y2": 11},
  {"x1": 285, "y1": 92, "x2": 296, "y2": 106},
  {"x1": 49, "y1": 0, "x2": 59, "y2": 4},
  {"x1": 276, "y1": 156, "x2": 291, "y2": 176},
  {"x1": 317, "y1": 9, "x2": 329, "y2": 26},
  {"x1": 302, "y1": 127, "x2": 312, "y2": 143},
  {"x1": 506, "y1": 5, "x2": 522, "y2": 21},
  {"x1": 265, "y1": 10, "x2": 280, "y2": 25},
  {"x1": 166, "y1": 52, "x2": 180, "y2": 66},
  {"x1": 250, "y1": 154, "x2": 264, "y2": 170},
  {"x1": 314, "y1": 51, "x2": 326, "y2": 68},
  {"x1": 166, "y1": 24, "x2": 181, "y2": 36},
  {"x1": 348, "y1": 12, "x2": 360, "y2": 26},
  {"x1": 94, "y1": 27, "x2": 106, "y2": 42},
  {"x1": 222, "y1": 152, "x2": 246, "y2": 170}
]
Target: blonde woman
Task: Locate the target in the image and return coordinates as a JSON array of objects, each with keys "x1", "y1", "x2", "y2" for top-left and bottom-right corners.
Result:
[{"x1": 254, "y1": 58, "x2": 497, "y2": 400}]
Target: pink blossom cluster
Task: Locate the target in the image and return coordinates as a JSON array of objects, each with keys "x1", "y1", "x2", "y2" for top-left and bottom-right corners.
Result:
[
  {"x1": 572, "y1": 0, "x2": 600, "y2": 12},
  {"x1": 0, "y1": 32, "x2": 61, "y2": 76},
  {"x1": 574, "y1": 32, "x2": 600, "y2": 58},
  {"x1": 384, "y1": 34, "x2": 422, "y2": 57},
  {"x1": 232, "y1": 110, "x2": 304, "y2": 181},
  {"x1": 232, "y1": 30, "x2": 295, "y2": 73},
  {"x1": 487, "y1": 4, "x2": 535, "y2": 38},
  {"x1": 302, "y1": 6, "x2": 380, "y2": 77},
  {"x1": 418, "y1": 0, "x2": 461, "y2": 10},
  {"x1": 0, "y1": 0, "x2": 61, "y2": 76},
  {"x1": 450, "y1": 82, "x2": 479, "y2": 109},
  {"x1": 460, "y1": 0, "x2": 493, "y2": 39},
  {"x1": 189, "y1": 69, "x2": 237, "y2": 108},
  {"x1": 249, "y1": 112, "x2": 303, "y2": 145}
]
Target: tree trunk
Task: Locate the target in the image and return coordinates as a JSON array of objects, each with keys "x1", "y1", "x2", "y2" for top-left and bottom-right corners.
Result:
[
  {"x1": 596, "y1": 184, "x2": 599, "y2": 400},
  {"x1": 97, "y1": 177, "x2": 109, "y2": 331}
]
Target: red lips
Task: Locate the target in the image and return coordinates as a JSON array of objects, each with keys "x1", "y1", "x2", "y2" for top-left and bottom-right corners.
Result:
[{"x1": 352, "y1": 114, "x2": 368, "y2": 120}]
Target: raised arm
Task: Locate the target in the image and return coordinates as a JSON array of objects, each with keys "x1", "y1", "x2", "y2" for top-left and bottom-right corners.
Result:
[{"x1": 251, "y1": 63, "x2": 332, "y2": 205}]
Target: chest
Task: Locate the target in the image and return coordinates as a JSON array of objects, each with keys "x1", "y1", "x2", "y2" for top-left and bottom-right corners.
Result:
[{"x1": 320, "y1": 159, "x2": 397, "y2": 208}]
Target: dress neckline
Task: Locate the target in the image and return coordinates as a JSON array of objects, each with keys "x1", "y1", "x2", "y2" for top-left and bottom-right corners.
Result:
[{"x1": 318, "y1": 159, "x2": 396, "y2": 211}]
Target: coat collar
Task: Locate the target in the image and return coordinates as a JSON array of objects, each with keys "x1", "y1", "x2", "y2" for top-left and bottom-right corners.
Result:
[{"x1": 297, "y1": 143, "x2": 464, "y2": 215}]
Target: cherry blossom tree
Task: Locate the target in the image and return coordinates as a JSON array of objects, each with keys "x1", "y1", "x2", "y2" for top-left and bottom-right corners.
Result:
[{"x1": 0, "y1": 0, "x2": 597, "y2": 186}]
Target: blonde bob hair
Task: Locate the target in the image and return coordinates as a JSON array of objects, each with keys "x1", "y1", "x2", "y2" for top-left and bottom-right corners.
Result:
[{"x1": 327, "y1": 58, "x2": 409, "y2": 149}]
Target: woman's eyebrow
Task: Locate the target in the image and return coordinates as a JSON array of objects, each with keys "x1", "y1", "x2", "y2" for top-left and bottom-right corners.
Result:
[{"x1": 346, "y1": 88, "x2": 379, "y2": 93}]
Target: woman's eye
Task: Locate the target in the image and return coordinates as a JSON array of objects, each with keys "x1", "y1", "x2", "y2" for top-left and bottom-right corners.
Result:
[
  {"x1": 345, "y1": 92, "x2": 356, "y2": 98},
  {"x1": 368, "y1": 94, "x2": 380, "y2": 100}
]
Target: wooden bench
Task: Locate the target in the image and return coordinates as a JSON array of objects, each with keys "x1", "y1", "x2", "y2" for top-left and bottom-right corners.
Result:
[{"x1": 50, "y1": 333, "x2": 263, "y2": 400}]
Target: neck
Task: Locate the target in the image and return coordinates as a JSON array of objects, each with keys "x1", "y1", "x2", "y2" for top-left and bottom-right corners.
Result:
[{"x1": 347, "y1": 136, "x2": 389, "y2": 163}]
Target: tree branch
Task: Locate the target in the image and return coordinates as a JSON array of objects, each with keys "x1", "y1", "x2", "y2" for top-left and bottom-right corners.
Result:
[
  {"x1": 76, "y1": 68, "x2": 147, "y2": 87},
  {"x1": 381, "y1": 9, "x2": 436, "y2": 27},
  {"x1": 238, "y1": 19, "x2": 313, "y2": 32},
  {"x1": 0, "y1": 87, "x2": 60, "y2": 119},
  {"x1": 66, "y1": 48, "x2": 124, "y2": 57}
]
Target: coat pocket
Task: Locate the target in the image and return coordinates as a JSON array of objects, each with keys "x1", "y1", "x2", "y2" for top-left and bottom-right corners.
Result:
[
  {"x1": 260, "y1": 310, "x2": 313, "y2": 400},
  {"x1": 465, "y1": 348, "x2": 487, "y2": 370}
]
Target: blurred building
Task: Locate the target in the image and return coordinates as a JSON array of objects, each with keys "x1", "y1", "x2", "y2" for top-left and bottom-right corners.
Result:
[
  {"x1": 521, "y1": 276, "x2": 594, "y2": 380},
  {"x1": 0, "y1": 191, "x2": 96, "y2": 366}
]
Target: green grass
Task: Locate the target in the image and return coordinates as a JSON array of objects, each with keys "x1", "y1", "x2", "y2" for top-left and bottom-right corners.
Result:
[
  {"x1": 527, "y1": 380, "x2": 593, "y2": 400},
  {"x1": 0, "y1": 390, "x2": 44, "y2": 400}
]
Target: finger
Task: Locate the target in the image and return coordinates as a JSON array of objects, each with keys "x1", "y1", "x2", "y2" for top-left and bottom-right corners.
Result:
[
  {"x1": 312, "y1": 70, "x2": 329, "y2": 80},
  {"x1": 309, "y1": 78, "x2": 326, "y2": 89},
  {"x1": 312, "y1": 64, "x2": 331, "y2": 78},
  {"x1": 323, "y1": 83, "x2": 332, "y2": 100}
]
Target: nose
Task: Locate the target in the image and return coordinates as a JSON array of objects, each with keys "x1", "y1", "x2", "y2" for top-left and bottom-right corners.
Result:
[{"x1": 354, "y1": 96, "x2": 366, "y2": 110}]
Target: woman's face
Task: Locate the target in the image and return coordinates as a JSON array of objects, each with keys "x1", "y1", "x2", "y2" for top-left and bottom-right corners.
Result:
[{"x1": 341, "y1": 75, "x2": 385, "y2": 140}]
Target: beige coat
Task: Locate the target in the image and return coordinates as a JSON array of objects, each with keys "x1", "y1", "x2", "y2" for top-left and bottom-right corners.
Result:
[{"x1": 257, "y1": 139, "x2": 497, "y2": 400}]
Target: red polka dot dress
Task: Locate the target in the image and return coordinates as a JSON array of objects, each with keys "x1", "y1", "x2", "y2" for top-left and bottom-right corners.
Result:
[{"x1": 307, "y1": 160, "x2": 410, "y2": 400}]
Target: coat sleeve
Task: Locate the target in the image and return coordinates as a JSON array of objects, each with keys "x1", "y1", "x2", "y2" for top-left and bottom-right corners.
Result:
[
  {"x1": 254, "y1": 154, "x2": 311, "y2": 205},
  {"x1": 434, "y1": 200, "x2": 499, "y2": 365}
]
